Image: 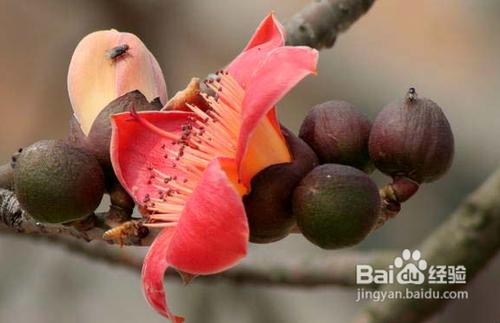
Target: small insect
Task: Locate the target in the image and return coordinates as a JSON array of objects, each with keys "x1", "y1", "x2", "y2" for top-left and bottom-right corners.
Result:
[
  {"x1": 103, "y1": 220, "x2": 149, "y2": 246},
  {"x1": 407, "y1": 87, "x2": 417, "y2": 101},
  {"x1": 107, "y1": 44, "x2": 130, "y2": 60}
]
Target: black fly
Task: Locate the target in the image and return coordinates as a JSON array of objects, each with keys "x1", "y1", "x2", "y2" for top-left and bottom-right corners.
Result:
[{"x1": 107, "y1": 44, "x2": 129, "y2": 60}]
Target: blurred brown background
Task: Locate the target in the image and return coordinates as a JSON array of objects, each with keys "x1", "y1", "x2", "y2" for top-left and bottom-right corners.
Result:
[{"x1": 1, "y1": 0, "x2": 499, "y2": 322}]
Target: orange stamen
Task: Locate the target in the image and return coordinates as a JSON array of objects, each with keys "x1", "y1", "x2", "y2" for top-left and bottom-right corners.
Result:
[{"x1": 134, "y1": 72, "x2": 247, "y2": 228}]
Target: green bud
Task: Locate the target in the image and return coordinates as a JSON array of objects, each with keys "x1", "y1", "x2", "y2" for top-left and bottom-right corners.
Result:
[
  {"x1": 14, "y1": 140, "x2": 105, "y2": 224},
  {"x1": 293, "y1": 164, "x2": 380, "y2": 249}
]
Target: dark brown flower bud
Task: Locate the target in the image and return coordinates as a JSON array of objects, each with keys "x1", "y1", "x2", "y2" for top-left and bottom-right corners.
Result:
[
  {"x1": 368, "y1": 88, "x2": 454, "y2": 183},
  {"x1": 244, "y1": 127, "x2": 319, "y2": 243},
  {"x1": 14, "y1": 140, "x2": 105, "y2": 224},
  {"x1": 299, "y1": 100, "x2": 373, "y2": 172},
  {"x1": 293, "y1": 164, "x2": 380, "y2": 249},
  {"x1": 68, "y1": 90, "x2": 161, "y2": 176},
  {"x1": 150, "y1": 97, "x2": 164, "y2": 109}
]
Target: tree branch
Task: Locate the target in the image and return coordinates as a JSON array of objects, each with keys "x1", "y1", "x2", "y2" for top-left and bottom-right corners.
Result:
[
  {"x1": 0, "y1": 187, "x2": 106, "y2": 240},
  {"x1": 0, "y1": 226, "x2": 393, "y2": 288},
  {"x1": 354, "y1": 168, "x2": 500, "y2": 323},
  {"x1": 286, "y1": 0, "x2": 377, "y2": 49},
  {"x1": 0, "y1": 163, "x2": 13, "y2": 190},
  {"x1": 218, "y1": 250, "x2": 393, "y2": 288},
  {"x1": 0, "y1": 188, "x2": 152, "y2": 246}
]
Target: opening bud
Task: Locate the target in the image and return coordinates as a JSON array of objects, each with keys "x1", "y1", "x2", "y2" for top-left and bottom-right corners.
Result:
[{"x1": 67, "y1": 29, "x2": 167, "y2": 135}]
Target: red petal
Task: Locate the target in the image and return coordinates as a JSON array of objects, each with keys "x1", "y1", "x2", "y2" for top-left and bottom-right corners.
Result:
[
  {"x1": 166, "y1": 158, "x2": 248, "y2": 274},
  {"x1": 243, "y1": 13, "x2": 285, "y2": 51},
  {"x1": 236, "y1": 46, "x2": 319, "y2": 182},
  {"x1": 142, "y1": 228, "x2": 184, "y2": 322},
  {"x1": 110, "y1": 111, "x2": 194, "y2": 204},
  {"x1": 226, "y1": 13, "x2": 285, "y2": 88}
]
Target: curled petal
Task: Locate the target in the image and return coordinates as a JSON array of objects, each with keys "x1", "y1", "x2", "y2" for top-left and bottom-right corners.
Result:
[
  {"x1": 110, "y1": 111, "x2": 194, "y2": 204},
  {"x1": 237, "y1": 46, "x2": 319, "y2": 184},
  {"x1": 142, "y1": 228, "x2": 184, "y2": 322},
  {"x1": 167, "y1": 158, "x2": 248, "y2": 274},
  {"x1": 226, "y1": 13, "x2": 285, "y2": 88},
  {"x1": 243, "y1": 12, "x2": 285, "y2": 51}
]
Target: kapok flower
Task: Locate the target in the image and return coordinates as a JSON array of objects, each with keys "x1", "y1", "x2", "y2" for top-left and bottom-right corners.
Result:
[{"x1": 110, "y1": 14, "x2": 318, "y2": 322}]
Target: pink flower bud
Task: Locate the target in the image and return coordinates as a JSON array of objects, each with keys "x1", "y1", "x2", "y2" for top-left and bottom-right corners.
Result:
[{"x1": 67, "y1": 29, "x2": 167, "y2": 135}]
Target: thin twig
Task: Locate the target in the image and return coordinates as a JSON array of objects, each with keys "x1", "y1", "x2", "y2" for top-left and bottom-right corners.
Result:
[{"x1": 286, "y1": 0, "x2": 377, "y2": 49}]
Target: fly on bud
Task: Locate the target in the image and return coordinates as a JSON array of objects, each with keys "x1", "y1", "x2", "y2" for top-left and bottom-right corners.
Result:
[
  {"x1": 293, "y1": 164, "x2": 380, "y2": 249},
  {"x1": 67, "y1": 29, "x2": 167, "y2": 140},
  {"x1": 13, "y1": 140, "x2": 105, "y2": 224},
  {"x1": 369, "y1": 88, "x2": 454, "y2": 183},
  {"x1": 299, "y1": 100, "x2": 373, "y2": 172},
  {"x1": 67, "y1": 30, "x2": 167, "y2": 178},
  {"x1": 107, "y1": 43, "x2": 130, "y2": 60}
]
